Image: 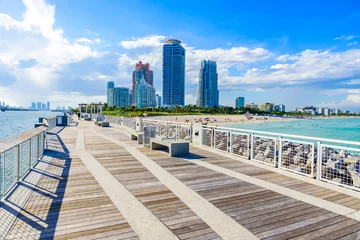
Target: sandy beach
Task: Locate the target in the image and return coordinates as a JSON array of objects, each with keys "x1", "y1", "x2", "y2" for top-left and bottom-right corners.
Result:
[{"x1": 149, "y1": 114, "x2": 296, "y2": 125}]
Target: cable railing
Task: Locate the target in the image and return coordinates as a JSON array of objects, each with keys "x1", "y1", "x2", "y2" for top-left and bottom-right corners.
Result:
[
  {"x1": 202, "y1": 125, "x2": 360, "y2": 191},
  {"x1": 0, "y1": 126, "x2": 47, "y2": 199}
]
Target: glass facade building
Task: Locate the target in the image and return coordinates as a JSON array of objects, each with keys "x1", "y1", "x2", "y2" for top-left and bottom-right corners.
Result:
[
  {"x1": 114, "y1": 87, "x2": 129, "y2": 108},
  {"x1": 132, "y1": 62, "x2": 153, "y2": 105},
  {"x1": 197, "y1": 60, "x2": 219, "y2": 107},
  {"x1": 135, "y1": 77, "x2": 156, "y2": 108},
  {"x1": 107, "y1": 81, "x2": 115, "y2": 107},
  {"x1": 162, "y1": 39, "x2": 185, "y2": 106},
  {"x1": 235, "y1": 97, "x2": 245, "y2": 108}
]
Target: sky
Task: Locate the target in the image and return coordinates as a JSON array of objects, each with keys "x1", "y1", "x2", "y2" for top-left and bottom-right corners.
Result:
[{"x1": 0, "y1": 0, "x2": 360, "y2": 111}]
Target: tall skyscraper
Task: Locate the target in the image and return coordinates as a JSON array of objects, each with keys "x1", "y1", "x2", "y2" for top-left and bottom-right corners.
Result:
[
  {"x1": 162, "y1": 39, "x2": 185, "y2": 106},
  {"x1": 107, "y1": 81, "x2": 115, "y2": 107},
  {"x1": 197, "y1": 60, "x2": 219, "y2": 107},
  {"x1": 235, "y1": 97, "x2": 245, "y2": 108},
  {"x1": 135, "y1": 76, "x2": 156, "y2": 108},
  {"x1": 31, "y1": 102, "x2": 36, "y2": 109},
  {"x1": 132, "y1": 61, "x2": 153, "y2": 105},
  {"x1": 156, "y1": 94, "x2": 162, "y2": 107},
  {"x1": 47, "y1": 102, "x2": 50, "y2": 111},
  {"x1": 37, "y1": 102, "x2": 41, "y2": 110},
  {"x1": 114, "y1": 87, "x2": 130, "y2": 107}
]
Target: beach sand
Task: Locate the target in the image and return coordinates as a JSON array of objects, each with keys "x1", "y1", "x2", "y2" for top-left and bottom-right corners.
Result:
[{"x1": 148, "y1": 114, "x2": 295, "y2": 125}]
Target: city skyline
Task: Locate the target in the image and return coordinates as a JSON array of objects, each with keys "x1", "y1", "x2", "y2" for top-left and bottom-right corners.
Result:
[{"x1": 0, "y1": 0, "x2": 360, "y2": 110}]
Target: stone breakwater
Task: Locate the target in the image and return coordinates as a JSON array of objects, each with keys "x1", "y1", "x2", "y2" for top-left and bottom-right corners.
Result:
[{"x1": 322, "y1": 148, "x2": 360, "y2": 187}]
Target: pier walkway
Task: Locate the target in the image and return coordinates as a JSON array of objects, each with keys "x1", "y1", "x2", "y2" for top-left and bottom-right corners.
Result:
[{"x1": 2, "y1": 120, "x2": 360, "y2": 239}]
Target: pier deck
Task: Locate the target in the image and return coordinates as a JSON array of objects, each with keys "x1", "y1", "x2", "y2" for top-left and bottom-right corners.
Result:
[{"x1": 2, "y1": 120, "x2": 360, "y2": 239}]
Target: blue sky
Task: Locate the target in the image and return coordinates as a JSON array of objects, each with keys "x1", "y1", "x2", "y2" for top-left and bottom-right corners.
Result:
[{"x1": 0, "y1": 0, "x2": 360, "y2": 110}]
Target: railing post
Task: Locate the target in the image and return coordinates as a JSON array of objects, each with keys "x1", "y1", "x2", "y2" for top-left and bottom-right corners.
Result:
[
  {"x1": 29, "y1": 138, "x2": 32, "y2": 168},
  {"x1": 229, "y1": 131, "x2": 233, "y2": 154},
  {"x1": 316, "y1": 141, "x2": 322, "y2": 180},
  {"x1": 37, "y1": 133, "x2": 40, "y2": 161},
  {"x1": 213, "y1": 128, "x2": 216, "y2": 149},
  {"x1": 278, "y1": 137, "x2": 283, "y2": 168},
  {"x1": 250, "y1": 133, "x2": 254, "y2": 160},
  {"x1": 14, "y1": 146, "x2": 20, "y2": 181},
  {"x1": 2, "y1": 153, "x2": 5, "y2": 196}
]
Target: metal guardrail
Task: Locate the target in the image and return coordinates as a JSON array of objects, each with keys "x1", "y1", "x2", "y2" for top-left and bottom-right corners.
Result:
[
  {"x1": 142, "y1": 119, "x2": 192, "y2": 142},
  {"x1": 0, "y1": 126, "x2": 47, "y2": 199},
  {"x1": 43, "y1": 116, "x2": 57, "y2": 130},
  {"x1": 122, "y1": 117, "x2": 136, "y2": 130},
  {"x1": 202, "y1": 125, "x2": 360, "y2": 191}
]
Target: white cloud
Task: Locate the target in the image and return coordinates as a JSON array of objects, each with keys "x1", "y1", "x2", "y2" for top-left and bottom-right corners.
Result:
[
  {"x1": 119, "y1": 35, "x2": 166, "y2": 49},
  {"x1": 347, "y1": 41, "x2": 358, "y2": 46},
  {"x1": 344, "y1": 79, "x2": 360, "y2": 85},
  {"x1": 222, "y1": 49, "x2": 360, "y2": 87},
  {"x1": 334, "y1": 35, "x2": 359, "y2": 41},
  {"x1": 0, "y1": 0, "x2": 102, "y2": 106},
  {"x1": 75, "y1": 37, "x2": 93, "y2": 43},
  {"x1": 80, "y1": 72, "x2": 114, "y2": 81}
]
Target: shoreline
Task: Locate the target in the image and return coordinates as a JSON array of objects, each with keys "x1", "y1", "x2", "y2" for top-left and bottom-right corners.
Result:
[{"x1": 148, "y1": 114, "x2": 360, "y2": 126}]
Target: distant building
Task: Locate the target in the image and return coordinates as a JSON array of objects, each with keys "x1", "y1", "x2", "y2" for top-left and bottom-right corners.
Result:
[
  {"x1": 324, "y1": 107, "x2": 330, "y2": 116},
  {"x1": 260, "y1": 103, "x2": 274, "y2": 112},
  {"x1": 235, "y1": 97, "x2": 245, "y2": 108},
  {"x1": 37, "y1": 102, "x2": 41, "y2": 110},
  {"x1": 47, "y1": 102, "x2": 50, "y2": 111},
  {"x1": 156, "y1": 94, "x2": 162, "y2": 107},
  {"x1": 114, "y1": 87, "x2": 130, "y2": 108},
  {"x1": 163, "y1": 39, "x2": 185, "y2": 106},
  {"x1": 132, "y1": 61, "x2": 153, "y2": 105},
  {"x1": 31, "y1": 102, "x2": 36, "y2": 109},
  {"x1": 274, "y1": 104, "x2": 286, "y2": 112},
  {"x1": 68, "y1": 106, "x2": 71, "y2": 111},
  {"x1": 135, "y1": 76, "x2": 156, "y2": 108},
  {"x1": 107, "y1": 81, "x2": 115, "y2": 106},
  {"x1": 197, "y1": 60, "x2": 219, "y2": 107},
  {"x1": 317, "y1": 107, "x2": 324, "y2": 115},
  {"x1": 42, "y1": 103, "x2": 46, "y2": 110},
  {"x1": 129, "y1": 90, "x2": 133, "y2": 106}
]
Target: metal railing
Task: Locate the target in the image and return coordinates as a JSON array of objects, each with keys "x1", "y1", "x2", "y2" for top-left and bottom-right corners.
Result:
[
  {"x1": 0, "y1": 126, "x2": 47, "y2": 199},
  {"x1": 141, "y1": 119, "x2": 192, "y2": 141},
  {"x1": 122, "y1": 117, "x2": 136, "y2": 130},
  {"x1": 202, "y1": 125, "x2": 360, "y2": 191},
  {"x1": 43, "y1": 116, "x2": 57, "y2": 130}
]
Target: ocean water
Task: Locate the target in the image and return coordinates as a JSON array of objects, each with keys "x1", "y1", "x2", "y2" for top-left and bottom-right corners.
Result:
[
  {"x1": 224, "y1": 118, "x2": 360, "y2": 142},
  {"x1": 0, "y1": 111, "x2": 55, "y2": 141}
]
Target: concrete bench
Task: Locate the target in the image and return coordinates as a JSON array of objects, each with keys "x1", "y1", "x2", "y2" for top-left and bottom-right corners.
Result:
[
  {"x1": 150, "y1": 138, "x2": 189, "y2": 157},
  {"x1": 96, "y1": 121, "x2": 110, "y2": 127},
  {"x1": 131, "y1": 131, "x2": 143, "y2": 144}
]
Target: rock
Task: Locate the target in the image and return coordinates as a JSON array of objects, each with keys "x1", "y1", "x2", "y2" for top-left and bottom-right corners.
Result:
[
  {"x1": 255, "y1": 153, "x2": 266, "y2": 161},
  {"x1": 339, "y1": 150, "x2": 346, "y2": 158},
  {"x1": 346, "y1": 164, "x2": 360, "y2": 187},
  {"x1": 294, "y1": 166, "x2": 308, "y2": 174},
  {"x1": 332, "y1": 178, "x2": 342, "y2": 183},
  {"x1": 264, "y1": 158, "x2": 273, "y2": 164},
  {"x1": 334, "y1": 159, "x2": 345, "y2": 169},
  {"x1": 294, "y1": 155, "x2": 306, "y2": 165},
  {"x1": 344, "y1": 157, "x2": 360, "y2": 165}
]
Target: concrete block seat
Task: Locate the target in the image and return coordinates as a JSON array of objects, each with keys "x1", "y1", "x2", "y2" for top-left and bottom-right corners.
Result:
[
  {"x1": 150, "y1": 138, "x2": 189, "y2": 157},
  {"x1": 95, "y1": 121, "x2": 110, "y2": 127},
  {"x1": 130, "y1": 131, "x2": 143, "y2": 144}
]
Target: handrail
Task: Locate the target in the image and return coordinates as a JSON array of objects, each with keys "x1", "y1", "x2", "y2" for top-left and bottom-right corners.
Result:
[
  {"x1": 0, "y1": 125, "x2": 47, "y2": 199},
  {"x1": 202, "y1": 125, "x2": 360, "y2": 146},
  {"x1": 142, "y1": 118, "x2": 192, "y2": 126}
]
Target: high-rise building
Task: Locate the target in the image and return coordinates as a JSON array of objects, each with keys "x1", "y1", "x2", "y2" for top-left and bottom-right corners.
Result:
[
  {"x1": 235, "y1": 97, "x2": 245, "y2": 108},
  {"x1": 114, "y1": 87, "x2": 130, "y2": 108},
  {"x1": 260, "y1": 103, "x2": 274, "y2": 112},
  {"x1": 129, "y1": 90, "x2": 133, "y2": 106},
  {"x1": 42, "y1": 103, "x2": 46, "y2": 110},
  {"x1": 156, "y1": 94, "x2": 162, "y2": 107},
  {"x1": 163, "y1": 39, "x2": 185, "y2": 106},
  {"x1": 31, "y1": 102, "x2": 36, "y2": 109},
  {"x1": 197, "y1": 60, "x2": 219, "y2": 107},
  {"x1": 274, "y1": 104, "x2": 286, "y2": 112},
  {"x1": 135, "y1": 77, "x2": 156, "y2": 108},
  {"x1": 37, "y1": 102, "x2": 41, "y2": 110},
  {"x1": 47, "y1": 102, "x2": 50, "y2": 111},
  {"x1": 132, "y1": 61, "x2": 153, "y2": 104},
  {"x1": 107, "y1": 81, "x2": 115, "y2": 106}
]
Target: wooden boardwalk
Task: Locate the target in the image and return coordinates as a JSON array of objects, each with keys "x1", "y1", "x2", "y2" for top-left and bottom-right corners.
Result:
[{"x1": 1, "y1": 121, "x2": 360, "y2": 239}]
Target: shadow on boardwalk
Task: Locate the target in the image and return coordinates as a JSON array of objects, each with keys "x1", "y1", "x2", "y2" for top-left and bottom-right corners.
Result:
[{"x1": 0, "y1": 133, "x2": 71, "y2": 239}]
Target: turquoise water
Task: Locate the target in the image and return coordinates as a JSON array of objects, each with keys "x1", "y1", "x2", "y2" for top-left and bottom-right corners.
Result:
[
  {"x1": 0, "y1": 111, "x2": 55, "y2": 141},
  {"x1": 224, "y1": 118, "x2": 360, "y2": 142}
]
